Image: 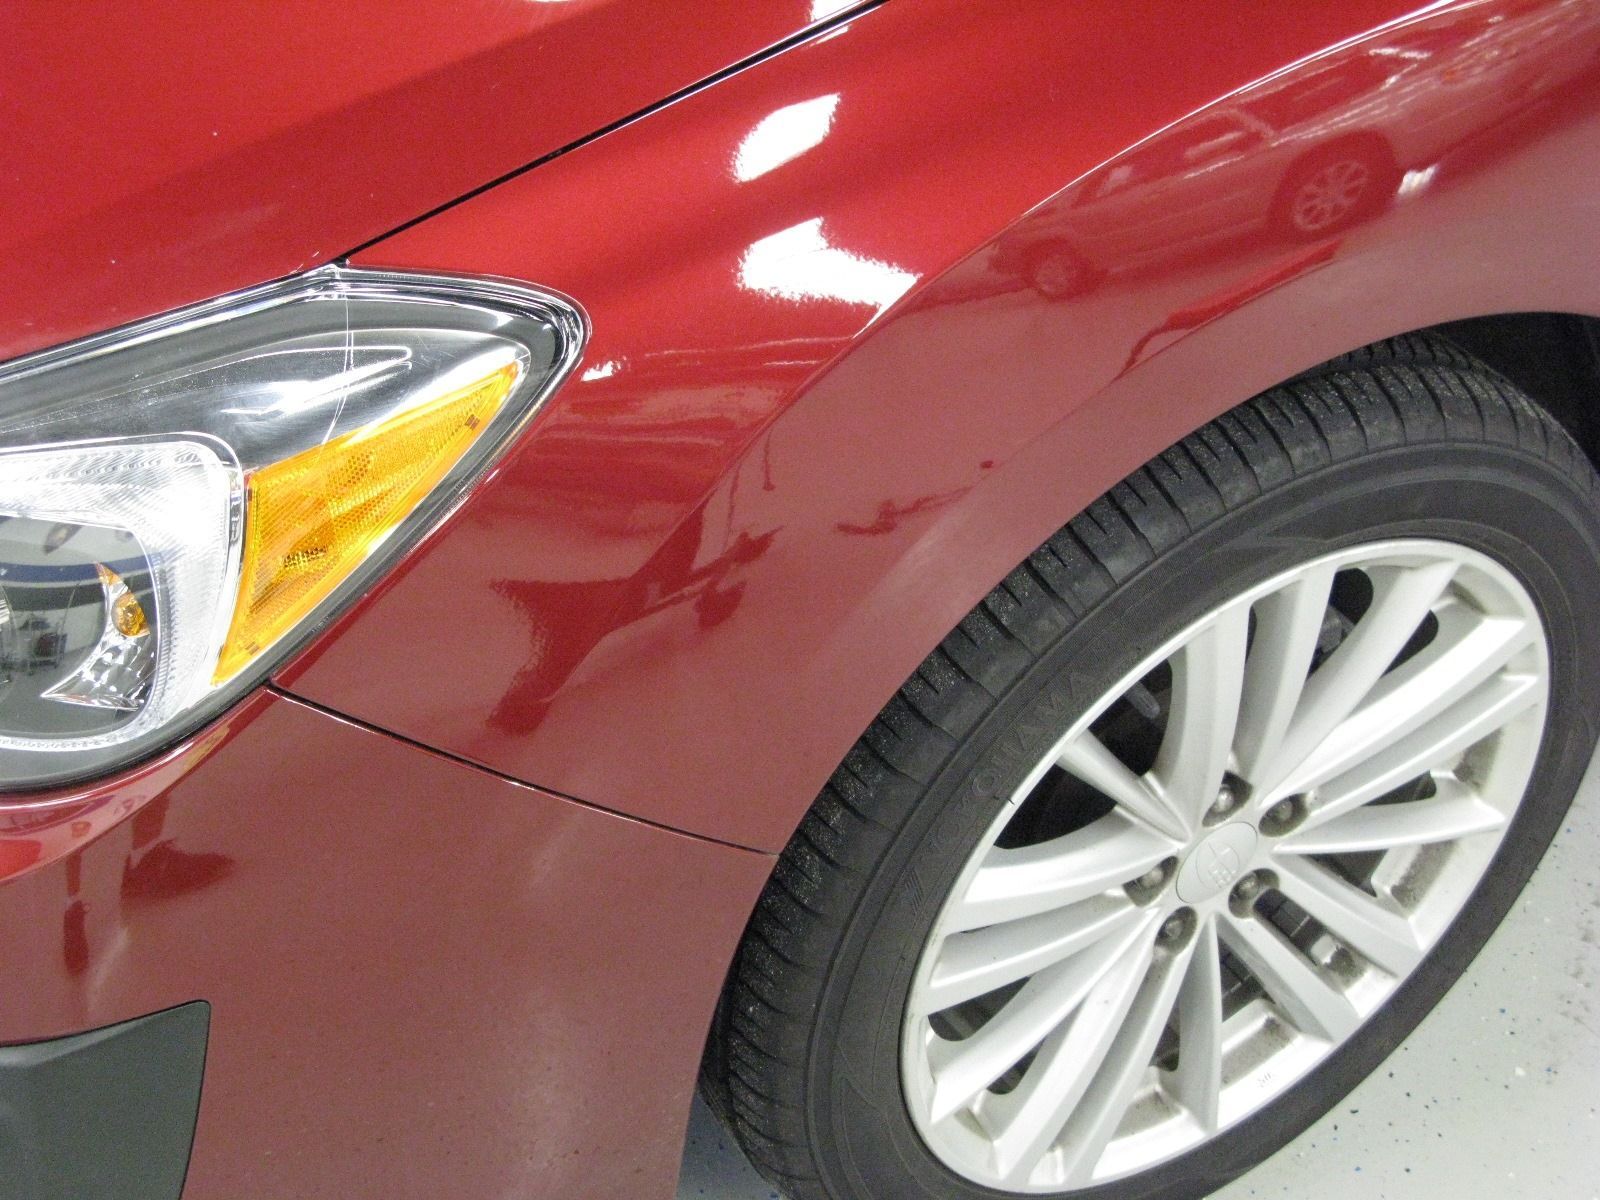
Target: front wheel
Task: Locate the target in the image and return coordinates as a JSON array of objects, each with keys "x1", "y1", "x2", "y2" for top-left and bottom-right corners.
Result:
[{"x1": 708, "y1": 335, "x2": 1600, "y2": 1200}]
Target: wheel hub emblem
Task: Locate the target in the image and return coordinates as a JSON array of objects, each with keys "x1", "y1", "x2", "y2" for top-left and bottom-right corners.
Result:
[
  {"x1": 1176, "y1": 823, "x2": 1260, "y2": 903},
  {"x1": 1202, "y1": 841, "x2": 1241, "y2": 888}
]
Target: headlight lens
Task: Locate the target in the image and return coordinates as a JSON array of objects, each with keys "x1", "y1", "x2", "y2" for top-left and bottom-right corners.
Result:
[{"x1": 0, "y1": 266, "x2": 583, "y2": 789}]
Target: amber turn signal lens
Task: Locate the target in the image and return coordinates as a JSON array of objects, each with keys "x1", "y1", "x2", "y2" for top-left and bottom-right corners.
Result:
[
  {"x1": 214, "y1": 361, "x2": 521, "y2": 682},
  {"x1": 99, "y1": 564, "x2": 151, "y2": 638}
]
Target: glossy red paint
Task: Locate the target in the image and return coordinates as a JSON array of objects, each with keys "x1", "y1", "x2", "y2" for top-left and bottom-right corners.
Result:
[
  {"x1": 6, "y1": 5, "x2": 1600, "y2": 1198},
  {"x1": 0, "y1": 0, "x2": 862, "y2": 364},
  {"x1": 281, "y1": 0, "x2": 1600, "y2": 851},
  {"x1": 0, "y1": 693, "x2": 272, "y2": 892},
  {"x1": 0, "y1": 691, "x2": 771, "y2": 1200}
]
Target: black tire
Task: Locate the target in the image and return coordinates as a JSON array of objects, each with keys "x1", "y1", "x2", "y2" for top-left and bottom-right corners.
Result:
[{"x1": 706, "y1": 333, "x2": 1600, "y2": 1200}]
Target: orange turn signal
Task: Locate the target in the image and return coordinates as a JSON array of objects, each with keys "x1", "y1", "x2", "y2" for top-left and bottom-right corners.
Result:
[{"x1": 214, "y1": 361, "x2": 521, "y2": 682}]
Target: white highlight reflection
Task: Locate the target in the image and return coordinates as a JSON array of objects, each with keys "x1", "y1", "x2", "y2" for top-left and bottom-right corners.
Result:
[
  {"x1": 1398, "y1": 164, "x2": 1438, "y2": 198},
  {"x1": 741, "y1": 218, "x2": 916, "y2": 312},
  {"x1": 734, "y1": 95, "x2": 840, "y2": 182}
]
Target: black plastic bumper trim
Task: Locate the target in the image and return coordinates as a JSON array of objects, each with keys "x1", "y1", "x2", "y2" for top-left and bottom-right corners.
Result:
[{"x1": 0, "y1": 1002, "x2": 209, "y2": 1200}]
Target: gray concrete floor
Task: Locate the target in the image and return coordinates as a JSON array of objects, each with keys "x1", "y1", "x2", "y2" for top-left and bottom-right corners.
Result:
[{"x1": 679, "y1": 755, "x2": 1600, "y2": 1200}]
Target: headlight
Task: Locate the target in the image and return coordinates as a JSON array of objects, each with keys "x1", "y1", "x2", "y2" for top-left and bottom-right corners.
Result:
[{"x1": 0, "y1": 266, "x2": 584, "y2": 789}]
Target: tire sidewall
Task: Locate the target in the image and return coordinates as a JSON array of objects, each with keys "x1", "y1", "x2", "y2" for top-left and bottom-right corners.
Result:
[{"x1": 812, "y1": 443, "x2": 1600, "y2": 1200}]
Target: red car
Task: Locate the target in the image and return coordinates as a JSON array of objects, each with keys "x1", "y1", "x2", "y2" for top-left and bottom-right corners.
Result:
[{"x1": 3, "y1": 3, "x2": 1598, "y2": 1199}]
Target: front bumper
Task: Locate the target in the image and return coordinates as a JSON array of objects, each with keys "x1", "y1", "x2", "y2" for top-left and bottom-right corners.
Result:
[{"x1": 0, "y1": 691, "x2": 771, "y2": 1199}]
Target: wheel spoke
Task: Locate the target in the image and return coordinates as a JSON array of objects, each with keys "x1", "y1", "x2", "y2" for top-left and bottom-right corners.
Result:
[
  {"x1": 987, "y1": 925, "x2": 1160, "y2": 1184},
  {"x1": 927, "y1": 915, "x2": 1156, "y2": 1123},
  {"x1": 1256, "y1": 560, "x2": 1457, "y2": 798},
  {"x1": 1294, "y1": 671, "x2": 1541, "y2": 834},
  {"x1": 1059, "y1": 733, "x2": 1188, "y2": 841},
  {"x1": 1218, "y1": 910, "x2": 1360, "y2": 1042},
  {"x1": 1164, "y1": 916, "x2": 1223, "y2": 1133},
  {"x1": 1234, "y1": 564, "x2": 1336, "y2": 783},
  {"x1": 1151, "y1": 603, "x2": 1251, "y2": 835},
  {"x1": 1057, "y1": 931, "x2": 1202, "y2": 1186},
  {"x1": 1272, "y1": 856, "x2": 1423, "y2": 976},
  {"x1": 1280, "y1": 778, "x2": 1506, "y2": 855},
  {"x1": 923, "y1": 895, "x2": 1143, "y2": 1014},
  {"x1": 1276, "y1": 602, "x2": 1535, "y2": 798},
  {"x1": 950, "y1": 817, "x2": 1177, "y2": 933}
]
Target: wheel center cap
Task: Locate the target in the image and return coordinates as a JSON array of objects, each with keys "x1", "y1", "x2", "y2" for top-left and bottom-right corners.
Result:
[{"x1": 1176, "y1": 822, "x2": 1259, "y2": 903}]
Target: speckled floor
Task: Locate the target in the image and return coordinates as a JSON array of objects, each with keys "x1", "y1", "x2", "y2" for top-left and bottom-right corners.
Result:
[{"x1": 678, "y1": 754, "x2": 1600, "y2": 1200}]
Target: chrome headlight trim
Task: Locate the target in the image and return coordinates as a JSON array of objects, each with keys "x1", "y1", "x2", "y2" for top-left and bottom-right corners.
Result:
[{"x1": 0, "y1": 264, "x2": 588, "y2": 791}]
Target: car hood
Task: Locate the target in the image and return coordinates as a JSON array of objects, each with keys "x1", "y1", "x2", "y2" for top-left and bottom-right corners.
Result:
[{"x1": 0, "y1": 1, "x2": 861, "y2": 363}]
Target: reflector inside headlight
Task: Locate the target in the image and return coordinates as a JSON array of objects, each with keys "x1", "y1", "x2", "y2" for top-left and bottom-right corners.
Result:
[{"x1": 0, "y1": 266, "x2": 583, "y2": 789}]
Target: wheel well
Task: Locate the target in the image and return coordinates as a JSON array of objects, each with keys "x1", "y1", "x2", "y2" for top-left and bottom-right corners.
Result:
[
  {"x1": 1276, "y1": 131, "x2": 1400, "y2": 192},
  {"x1": 1291, "y1": 130, "x2": 1396, "y2": 169},
  {"x1": 1420, "y1": 313, "x2": 1600, "y2": 466}
]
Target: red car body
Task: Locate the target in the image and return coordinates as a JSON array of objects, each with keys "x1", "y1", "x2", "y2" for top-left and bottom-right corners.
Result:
[{"x1": 3, "y1": 2, "x2": 1598, "y2": 1196}]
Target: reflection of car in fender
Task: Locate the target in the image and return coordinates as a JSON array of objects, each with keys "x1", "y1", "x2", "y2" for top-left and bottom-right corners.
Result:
[
  {"x1": 996, "y1": 1, "x2": 1600, "y2": 299},
  {"x1": 992, "y1": 119, "x2": 1396, "y2": 300}
]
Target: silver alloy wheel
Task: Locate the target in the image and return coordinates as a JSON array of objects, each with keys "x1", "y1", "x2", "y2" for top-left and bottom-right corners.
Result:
[
  {"x1": 901, "y1": 539, "x2": 1549, "y2": 1193},
  {"x1": 1290, "y1": 158, "x2": 1371, "y2": 232}
]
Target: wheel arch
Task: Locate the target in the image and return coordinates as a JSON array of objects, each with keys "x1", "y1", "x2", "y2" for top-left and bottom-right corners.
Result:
[
  {"x1": 1277, "y1": 128, "x2": 1402, "y2": 182},
  {"x1": 673, "y1": 285, "x2": 1600, "y2": 854}
]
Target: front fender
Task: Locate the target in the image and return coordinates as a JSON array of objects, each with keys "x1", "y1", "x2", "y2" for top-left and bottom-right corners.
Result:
[{"x1": 278, "y1": 0, "x2": 1600, "y2": 851}]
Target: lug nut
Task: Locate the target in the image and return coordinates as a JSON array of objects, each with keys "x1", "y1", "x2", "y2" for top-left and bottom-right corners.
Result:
[
  {"x1": 1130, "y1": 857, "x2": 1176, "y2": 896},
  {"x1": 1209, "y1": 785, "x2": 1237, "y2": 818},
  {"x1": 1231, "y1": 873, "x2": 1263, "y2": 906},
  {"x1": 1158, "y1": 908, "x2": 1196, "y2": 947},
  {"x1": 1262, "y1": 794, "x2": 1308, "y2": 835}
]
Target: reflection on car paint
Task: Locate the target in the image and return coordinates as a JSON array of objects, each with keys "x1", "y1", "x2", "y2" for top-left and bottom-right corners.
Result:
[
  {"x1": 991, "y1": 0, "x2": 1600, "y2": 317},
  {"x1": 741, "y1": 217, "x2": 917, "y2": 310},
  {"x1": 733, "y1": 93, "x2": 841, "y2": 182}
]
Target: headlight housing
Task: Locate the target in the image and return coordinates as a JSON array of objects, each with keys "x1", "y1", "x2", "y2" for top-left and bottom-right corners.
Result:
[{"x1": 0, "y1": 266, "x2": 584, "y2": 790}]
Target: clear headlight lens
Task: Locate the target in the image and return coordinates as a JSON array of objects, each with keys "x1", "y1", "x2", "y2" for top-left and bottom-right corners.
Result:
[{"x1": 0, "y1": 266, "x2": 583, "y2": 790}]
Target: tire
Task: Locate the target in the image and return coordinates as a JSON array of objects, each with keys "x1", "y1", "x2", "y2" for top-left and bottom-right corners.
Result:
[{"x1": 707, "y1": 333, "x2": 1600, "y2": 1200}]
